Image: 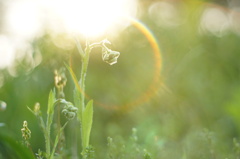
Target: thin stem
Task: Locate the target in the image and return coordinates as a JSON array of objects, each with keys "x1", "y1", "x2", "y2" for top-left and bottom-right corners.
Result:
[
  {"x1": 74, "y1": 38, "x2": 92, "y2": 157},
  {"x1": 71, "y1": 119, "x2": 79, "y2": 159},
  {"x1": 50, "y1": 121, "x2": 68, "y2": 159},
  {"x1": 89, "y1": 42, "x2": 102, "y2": 48},
  {"x1": 38, "y1": 117, "x2": 50, "y2": 158},
  {"x1": 56, "y1": 88, "x2": 64, "y2": 153},
  {"x1": 75, "y1": 36, "x2": 85, "y2": 58},
  {"x1": 76, "y1": 38, "x2": 92, "y2": 157},
  {"x1": 46, "y1": 113, "x2": 53, "y2": 158},
  {"x1": 79, "y1": 40, "x2": 91, "y2": 115},
  {"x1": 89, "y1": 40, "x2": 110, "y2": 51}
]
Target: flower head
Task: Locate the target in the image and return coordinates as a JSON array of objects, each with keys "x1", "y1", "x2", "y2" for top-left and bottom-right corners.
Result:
[
  {"x1": 21, "y1": 121, "x2": 31, "y2": 140},
  {"x1": 102, "y1": 48, "x2": 120, "y2": 65}
]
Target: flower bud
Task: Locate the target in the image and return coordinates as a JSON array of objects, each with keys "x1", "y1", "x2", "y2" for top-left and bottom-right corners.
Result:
[
  {"x1": 34, "y1": 103, "x2": 42, "y2": 116},
  {"x1": 61, "y1": 102, "x2": 78, "y2": 120},
  {"x1": 21, "y1": 121, "x2": 31, "y2": 140},
  {"x1": 102, "y1": 48, "x2": 120, "y2": 65}
]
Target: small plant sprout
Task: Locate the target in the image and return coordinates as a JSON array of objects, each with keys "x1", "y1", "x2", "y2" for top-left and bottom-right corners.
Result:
[
  {"x1": 144, "y1": 149, "x2": 152, "y2": 159},
  {"x1": 21, "y1": 121, "x2": 31, "y2": 147},
  {"x1": 82, "y1": 145, "x2": 95, "y2": 159},
  {"x1": 131, "y1": 128, "x2": 138, "y2": 142},
  {"x1": 36, "y1": 149, "x2": 44, "y2": 159},
  {"x1": 107, "y1": 137, "x2": 113, "y2": 147}
]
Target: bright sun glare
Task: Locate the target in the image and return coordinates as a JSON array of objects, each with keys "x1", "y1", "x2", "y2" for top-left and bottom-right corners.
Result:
[
  {"x1": 0, "y1": 0, "x2": 137, "y2": 69},
  {"x1": 53, "y1": 0, "x2": 138, "y2": 37},
  {"x1": 5, "y1": 0, "x2": 138, "y2": 38}
]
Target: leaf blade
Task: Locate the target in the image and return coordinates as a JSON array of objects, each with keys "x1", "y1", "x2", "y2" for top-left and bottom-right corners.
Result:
[
  {"x1": 47, "y1": 89, "x2": 56, "y2": 115},
  {"x1": 82, "y1": 100, "x2": 93, "y2": 152}
]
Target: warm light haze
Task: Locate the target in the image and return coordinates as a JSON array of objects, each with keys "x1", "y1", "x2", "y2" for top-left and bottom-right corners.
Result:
[{"x1": 5, "y1": 0, "x2": 138, "y2": 38}]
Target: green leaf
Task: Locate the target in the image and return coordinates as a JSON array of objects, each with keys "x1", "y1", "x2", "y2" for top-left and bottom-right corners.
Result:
[
  {"x1": 27, "y1": 106, "x2": 35, "y2": 115},
  {"x1": 47, "y1": 89, "x2": 56, "y2": 115},
  {"x1": 0, "y1": 133, "x2": 35, "y2": 159},
  {"x1": 82, "y1": 100, "x2": 93, "y2": 152}
]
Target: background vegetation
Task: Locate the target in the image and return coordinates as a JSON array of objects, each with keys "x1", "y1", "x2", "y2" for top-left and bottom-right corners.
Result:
[{"x1": 1, "y1": 0, "x2": 240, "y2": 158}]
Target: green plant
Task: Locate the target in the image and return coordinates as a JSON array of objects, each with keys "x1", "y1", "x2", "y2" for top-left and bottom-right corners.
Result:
[
  {"x1": 28, "y1": 91, "x2": 77, "y2": 159},
  {"x1": 67, "y1": 38, "x2": 120, "y2": 158},
  {"x1": 105, "y1": 128, "x2": 154, "y2": 159},
  {"x1": 25, "y1": 37, "x2": 120, "y2": 159}
]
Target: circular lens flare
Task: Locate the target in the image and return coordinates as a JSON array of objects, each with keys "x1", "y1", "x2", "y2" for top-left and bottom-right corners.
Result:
[{"x1": 70, "y1": 18, "x2": 162, "y2": 112}]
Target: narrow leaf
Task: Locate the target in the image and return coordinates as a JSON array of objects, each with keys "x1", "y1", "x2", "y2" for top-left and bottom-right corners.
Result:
[
  {"x1": 82, "y1": 100, "x2": 93, "y2": 151},
  {"x1": 47, "y1": 89, "x2": 56, "y2": 115},
  {"x1": 50, "y1": 121, "x2": 68, "y2": 159},
  {"x1": 27, "y1": 106, "x2": 35, "y2": 115},
  {"x1": 65, "y1": 64, "x2": 82, "y2": 95}
]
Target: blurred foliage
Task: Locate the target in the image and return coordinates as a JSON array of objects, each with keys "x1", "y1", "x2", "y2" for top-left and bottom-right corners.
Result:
[{"x1": 1, "y1": 0, "x2": 240, "y2": 158}]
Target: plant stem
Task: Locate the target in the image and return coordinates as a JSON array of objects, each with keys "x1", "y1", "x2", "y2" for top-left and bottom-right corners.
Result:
[
  {"x1": 79, "y1": 40, "x2": 91, "y2": 116},
  {"x1": 46, "y1": 113, "x2": 53, "y2": 158},
  {"x1": 71, "y1": 119, "x2": 79, "y2": 159},
  {"x1": 80, "y1": 41, "x2": 91, "y2": 154},
  {"x1": 50, "y1": 121, "x2": 68, "y2": 159}
]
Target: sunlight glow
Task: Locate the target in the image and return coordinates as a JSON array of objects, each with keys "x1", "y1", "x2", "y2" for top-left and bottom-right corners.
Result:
[
  {"x1": 0, "y1": 0, "x2": 138, "y2": 71},
  {"x1": 0, "y1": 35, "x2": 15, "y2": 69},
  {"x1": 48, "y1": 0, "x2": 138, "y2": 37},
  {"x1": 4, "y1": 0, "x2": 138, "y2": 38},
  {"x1": 5, "y1": 0, "x2": 43, "y2": 39}
]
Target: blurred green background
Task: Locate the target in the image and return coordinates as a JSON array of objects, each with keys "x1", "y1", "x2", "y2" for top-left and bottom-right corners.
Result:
[{"x1": 1, "y1": 0, "x2": 240, "y2": 158}]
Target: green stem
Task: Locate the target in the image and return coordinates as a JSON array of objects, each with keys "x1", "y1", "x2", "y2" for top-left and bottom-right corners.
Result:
[
  {"x1": 89, "y1": 40, "x2": 110, "y2": 51},
  {"x1": 56, "y1": 89, "x2": 63, "y2": 153},
  {"x1": 79, "y1": 40, "x2": 91, "y2": 116},
  {"x1": 76, "y1": 39, "x2": 92, "y2": 157},
  {"x1": 71, "y1": 119, "x2": 79, "y2": 159},
  {"x1": 50, "y1": 121, "x2": 68, "y2": 159},
  {"x1": 46, "y1": 113, "x2": 53, "y2": 158}
]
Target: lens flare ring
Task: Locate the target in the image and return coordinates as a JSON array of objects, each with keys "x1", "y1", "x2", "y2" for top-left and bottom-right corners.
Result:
[{"x1": 71, "y1": 18, "x2": 162, "y2": 112}]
